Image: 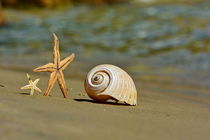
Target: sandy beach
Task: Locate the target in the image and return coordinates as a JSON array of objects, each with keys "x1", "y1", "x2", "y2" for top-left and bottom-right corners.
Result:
[{"x1": 0, "y1": 68, "x2": 209, "y2": 140}]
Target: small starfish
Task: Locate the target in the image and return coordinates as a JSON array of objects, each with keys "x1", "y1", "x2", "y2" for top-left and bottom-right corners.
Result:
[
  {"x1": 21, "y1": 73, "x2": 42, "y2": 95},
  {"x1": 33, "y1": 33, "x2": 75, "y2": 98}
]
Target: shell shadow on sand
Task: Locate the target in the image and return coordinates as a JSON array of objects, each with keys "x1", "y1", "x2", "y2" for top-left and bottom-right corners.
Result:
[{"x1": 74, "y1": 99, "x2": 131, "y2": 106}]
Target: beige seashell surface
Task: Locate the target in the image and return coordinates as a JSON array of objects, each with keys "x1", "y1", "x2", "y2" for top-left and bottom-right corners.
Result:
[{"x1": 84, "y1": 64, "x2": 137, "y2": 106}]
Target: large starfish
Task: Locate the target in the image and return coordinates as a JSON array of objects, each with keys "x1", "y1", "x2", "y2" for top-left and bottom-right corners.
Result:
[
  {"x1": 21, "y1": 73, "x2": 42, "y2": 95},
  {"x1": 33, "y1": 34, "x2": 75, "y2": 98}
]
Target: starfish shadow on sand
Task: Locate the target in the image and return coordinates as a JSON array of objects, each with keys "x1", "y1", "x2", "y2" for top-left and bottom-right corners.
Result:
[
  {"x1": 18, "y1": 92, "x2": 30, "y2": 95},
  {"x1": 74, "y1": 99, "x2": 130, "y2": 106},
  {"x1": 18, "y1": 93, "x2": 52, "y2": 96},
  {"x1": 0, "y1": 84, "x2": 4, "y2": 87}
]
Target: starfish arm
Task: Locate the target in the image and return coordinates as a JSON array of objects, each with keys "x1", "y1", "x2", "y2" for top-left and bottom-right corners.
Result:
[
  {"x1": 57, "y1": 71, "x2": 68, "y2": 98},
  {"x1": 29, "y1": 80, "x2": 33, "y2": 85},
  {"x1": 33, "y1": 79, "x2": 40, "y2": 85},
  {"x1": 53, "y1": 33, "x2": 60, "y2": 66},
  {"x1": 30, "y1": 89, "x2": 34, "y2": 95},
  {"x1": 44, "y1": 71, "x2": 58, "y2": 96},
  {"x1": 59, "y1": 53, "x2": 75, "y2": 71},
  {"x1": 27, "y1": 73, "x2": 31, "y2": 80},
  {"x1": 21, "y1": 84, "x2": 32, "y2": 90},
  {"x1": 33, "y1": 63, "x2": 56, "y2": 72},
  {"x1": 34, "y1": 86, "x2": 42, "y2": 93}
]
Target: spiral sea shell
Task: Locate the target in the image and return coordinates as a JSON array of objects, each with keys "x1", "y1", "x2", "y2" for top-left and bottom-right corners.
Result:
[{"x1": 84, "y1": 64, "x2": 137, "y2": 106}]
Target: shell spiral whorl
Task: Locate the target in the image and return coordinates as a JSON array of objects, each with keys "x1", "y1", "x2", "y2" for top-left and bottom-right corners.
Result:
[{"x1": 85, "y1": 64, "x2": 137, "y2": 106}]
